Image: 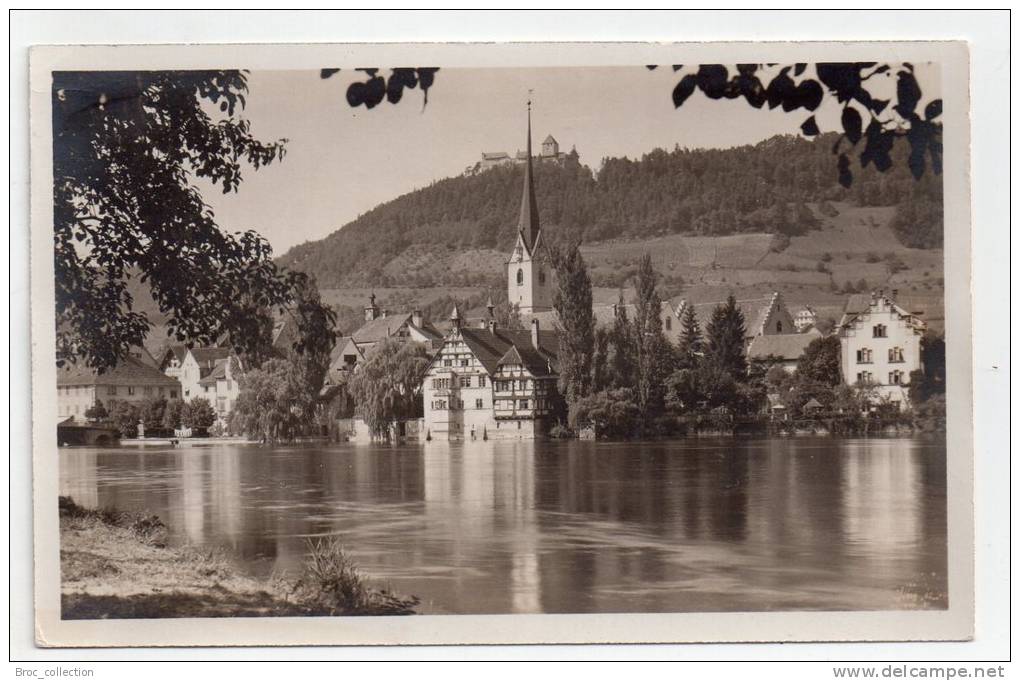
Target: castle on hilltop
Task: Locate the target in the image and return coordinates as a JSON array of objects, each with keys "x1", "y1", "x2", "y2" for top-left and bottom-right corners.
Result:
[{"x1": 464, "y1": 133, "x2": 576, "y2": 175}]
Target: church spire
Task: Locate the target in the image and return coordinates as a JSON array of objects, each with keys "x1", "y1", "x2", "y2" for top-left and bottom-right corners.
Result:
[{"x1": 517, "y1": 99, "x2": 541, "y2": 251}]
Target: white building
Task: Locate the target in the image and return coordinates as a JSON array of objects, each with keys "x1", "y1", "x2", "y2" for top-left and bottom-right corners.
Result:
[
  {"x1": 422, "y1": 308, "x2": 560, "y2": 442},
  {"x1": 794, "y1": 305, "x2": 818, "y2": 332},
  {"x1": 837, "y1": 292, "x2": 925, "y2": 409}
]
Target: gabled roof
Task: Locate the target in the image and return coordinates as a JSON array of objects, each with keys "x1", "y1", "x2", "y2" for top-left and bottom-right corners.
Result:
[
  {"x1": 542, "y1": 134, "x2": 557, "y2": 145},
  {"x1": 457, "y1": 327, "x2": 560, "y2": 377},
  {"x1": 803, "y1": 398, "x2": 825, "y2": 410},
  {"x1": 58, "y1": 355, "x2": 181, "y2": 387},
  {"x1": 160, "y1": 344, "x2": 189, "y2": 366},
  {"x1": 747, "y1": 333, "x2": 817, "y2": 361},
  {"x1": 497, "y1": 345, "x2": 524, "y2": 366},
  {"x1": 837, "y1": 293, "x2": 925, "y2": 332},
  {"x1": 188, "y1": 347, "x2": 231, "y2": 367},
  {"x1": 198, "y1": 358, "x2": 229, "y2": 386},
  {"x1": 351, "y1": 313, "x2": 414, "y2": 344},
  {"x1": 481, "y1": 151, "x2": 510, "y2": 160}
]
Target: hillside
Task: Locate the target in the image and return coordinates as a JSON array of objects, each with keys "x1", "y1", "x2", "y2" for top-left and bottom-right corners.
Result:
[{"x1": 277, "y1": 132, "x2": 943, "y2": 289}]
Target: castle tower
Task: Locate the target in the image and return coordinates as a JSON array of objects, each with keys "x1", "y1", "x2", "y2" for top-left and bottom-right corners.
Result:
[
  {"x1": 541, "y1": 134, "x2": 559, "y2": 158},
  {"x1": 507, "y1": 101, "x2": 554, "y2": 315}
]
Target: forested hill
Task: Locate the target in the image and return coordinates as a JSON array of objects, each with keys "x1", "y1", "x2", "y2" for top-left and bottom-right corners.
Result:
[{"x1": 277, "y1": 133, "x2": 943, "y2": 288}]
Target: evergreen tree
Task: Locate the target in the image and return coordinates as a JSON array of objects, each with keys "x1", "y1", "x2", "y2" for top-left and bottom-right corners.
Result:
[
  {"x1": 677, "y1": 304, "x2": 702, "y2": 370},
  {"x1": 705, "y1": 294, "x2": 747, "y2": 378},
  {"x1": 549, "y1": 242, "x2": 595, "y2": 414},
  {"x1": 608, "y1": 290, "x2": 636, "y2": 389}
]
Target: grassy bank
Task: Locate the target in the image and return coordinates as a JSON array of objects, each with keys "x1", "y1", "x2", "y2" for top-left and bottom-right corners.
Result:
[{"x1": 59, "y1": 497, "x2": 418, "y2": 619}]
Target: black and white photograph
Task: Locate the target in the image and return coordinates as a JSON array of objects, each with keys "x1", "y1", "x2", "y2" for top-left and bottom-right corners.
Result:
[{"x1": 26, "y1": 37, "x2": 978, "y2": 648}]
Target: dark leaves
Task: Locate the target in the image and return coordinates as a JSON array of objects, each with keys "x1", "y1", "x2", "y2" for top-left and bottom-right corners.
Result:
[
  {"x1": 320, "y1": 68, "x2": 340, "y2": 79},
  {"x1": 344, "y1": 67, "x2": 440, "y2": 110},
  {"x1": 841, "y1": 106, "x2": 862, "y2": 144},
  {"x1": 837, "y1": 153, "x2": 852, "y2": 188},
  {"x1": 800, "y1": 115, "x2": 820, "y2": 136},
  {"x1": 696, "y1": 65, "x2": 729, "y2": 99},
  {"x1": 672, "y1": 74, "x2": 698, "y2": 108},
  {"x1": 925, "y1": 99, "x2": 943, "y2": 121},
  {"x1": 894, "y1": 69, "x2": 922, "y2": 119}
]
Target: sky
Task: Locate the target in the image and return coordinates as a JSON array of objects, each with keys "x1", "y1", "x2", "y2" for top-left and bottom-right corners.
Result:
[{"x1": 203, "y1": 65, "x2": 939, "y2": 255}]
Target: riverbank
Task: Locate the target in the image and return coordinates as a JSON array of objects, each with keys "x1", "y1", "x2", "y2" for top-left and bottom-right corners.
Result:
[{"x1": 59, "y1": 497, "x2": 418, "y2": 619}]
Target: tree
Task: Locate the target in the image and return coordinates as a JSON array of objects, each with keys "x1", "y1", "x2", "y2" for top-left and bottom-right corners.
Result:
[
  {"x1": 632, "y1": 254, "x2": 668, "y2": 418},
  {"x1": 83, "y1": 400, "x2": 108, "y2": 423},
  {"x1": 182, "y1": 397, "x2": 217, "y2": 435},
  {"x1": 705, "y1": 294, "x2": 747, "y2": 378},
  {"x1": 347, "y1": 339, "x2": 430, "y2": 437},
  {"x1": 137, "y1": 396, "x2": 168, "y2": 434},
  {"x1": 284, "y1": 274, "x2": 338, "y2": 398},
  {"x1": 568, "y1": 388, "x2": 641, "y2": 440},
  {"x1": 54, "y1": 70, "x2": 300, "y2": 371},
  {"x1": 231, "y1": 359, "x2": 309, "y2": 442},
  {"x1": 909, "y1": 332, "x2": 947, "y2": 404},
  {"x1": 796, "y1": 336, "x2": 843, "y2": 386},
  {"x1": 608, "y1": 290, "x2": 637, "y2": 389},
  {"x1": 656, "y1": 63, "x2": 942, "y2": 186},
  {"x1": 677, "y1": 303, "x2": 702, "y2": 370},
  {"x1": 548, "y1": 241, "x2": 595, "y2": 409},
  {"x1": 163, "y1": 398, "x2": 185, "y2": 432},
  {"x1": 107, "y1": 400, "x2": 139, "y2": 438}
]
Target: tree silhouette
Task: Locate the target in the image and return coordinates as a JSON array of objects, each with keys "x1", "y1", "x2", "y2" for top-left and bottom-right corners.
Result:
[{"x1": 649, "y1": 63, "x2": 942, "y2": 187}]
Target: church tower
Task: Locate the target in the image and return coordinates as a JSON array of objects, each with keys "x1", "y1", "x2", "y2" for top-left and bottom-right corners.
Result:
[{"x1": 507, "y1": 102, "x2": 554, "y2": 315}]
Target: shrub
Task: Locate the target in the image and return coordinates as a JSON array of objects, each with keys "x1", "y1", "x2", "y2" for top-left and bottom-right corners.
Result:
[
  {"x1": 547, "y1": 423, "x2": 574, "y2": 439},
  {"x1": 865, "y1": 252, "x2": 881, "y2": 263},
  {"x1": 300, "y1": 537, "x2": 371, "y2": 614}
]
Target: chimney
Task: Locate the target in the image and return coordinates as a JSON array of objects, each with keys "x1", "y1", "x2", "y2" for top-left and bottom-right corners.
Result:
[
  {"x1": 364, "y1": 292, "x2": 378, "y2": 321},
  {"x1": 531, "y1": 318, "x2": 540, "y2": 349},
  {"x1": 411, "y1": 309, "x2": 423, "y2": 328}
]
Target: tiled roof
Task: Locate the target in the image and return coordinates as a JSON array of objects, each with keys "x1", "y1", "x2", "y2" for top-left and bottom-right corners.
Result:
[
  {"x1": 352, "y1": 313, "x2": 414, "y2": 344},
  {"x1": 746, "y1": 333, "x2": 817, "y2": 361},
  {"x1": 458, "y1": 327, "x2": 560, "y2": 377},
  {"x1": 543, "y1": 134, "x2": 557, "y2": 145},
  {"x1": 189, "y1": 347, "x2": 231, "y2": 367},
  {"x1": 57, "y1": 355, "x2": 181, "y2": 387},
  {"x1": 482, "y1": 152, "x2": 510, "y2": 160},
  {"x1": 198, "y1": 358, "x2": 229, "y2": 386}
]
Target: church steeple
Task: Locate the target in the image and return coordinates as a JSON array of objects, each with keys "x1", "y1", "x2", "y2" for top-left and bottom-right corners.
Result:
[{"x1": 517, "y1": 100, "x2": 541, "y2": 251}]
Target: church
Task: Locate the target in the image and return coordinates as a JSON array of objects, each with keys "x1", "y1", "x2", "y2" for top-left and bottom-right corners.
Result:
[{"x1": 422, "y1": 106, "x2": 563, "y2": 441}]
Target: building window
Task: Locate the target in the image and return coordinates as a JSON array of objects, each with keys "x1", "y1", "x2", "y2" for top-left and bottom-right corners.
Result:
[
  {"x1": 776, "y1": 321, "x2": 783, "y2": 333},
  {"x1": 475, "y1": 398, "x2": 483, "y2": 409},
  {"x1": 856, "y1": 348, "x2": 873, "y2": 364},
  {"x1": 873, "y1": 324, "x2": 887, "y2": 338},
  {"x1": 888, "y1": 347, "x2": 905, "y2": 363},
  {"x1": 538, "y1": 269, "x2": 546, "y2": 285},
  {"x1": 460, "y1": 359, "x2": 469, "y2": 367},
  {"x1": 520, "y1": 399, "x2": 529, "y2": 410},
  {"x1": 170, "y1": 390, "x2": 177, "y2": 399},
  {"x1": 107, "y1": 386, "x2": 117, "y2": 396},
  {"x1": 664, "y1": 316, "x2": 672, "y2": 331},
  {"x1": 443, "y1": 359, "x2": 452, "y2": 367},
  {"x1": 478, "y1": 376, "x2": 487, "y2": 388},
  {"x1": 459, "y1": 376, "x2": 472, "y2": 388},
  {"x1": 856, "y1": 371, "x2": 873, "y2": 384},
  {"x1": 516, "y1": 269, "x2": 524, "y2": 286},
  {"x1": 889, "y1": 370, "x2": 903, "y2": 385}
]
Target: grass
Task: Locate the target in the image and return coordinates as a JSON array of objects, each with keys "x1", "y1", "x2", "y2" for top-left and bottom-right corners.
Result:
[{"x1": 59, "y1": 497, "x2": 419, "y2": 619}]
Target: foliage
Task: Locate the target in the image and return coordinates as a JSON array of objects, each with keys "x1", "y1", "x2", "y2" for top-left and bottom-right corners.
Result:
[
  {"x1": 320, "y1": 67, "x2": 439, "y2": 110},
  {"x1": 656, "y1": 63, "x2": 942, "y2": 186},
  {"x1": 632, "y1": 254, "x2": 670, "y2": 419},
  {"x1": 107, "y1": 400, "x2": 139, "y2": 438},
  {"x1": 676, "y1": 304, "x2": 702, "y2": 370},
  {"x1": 162, "y1": 398, "x2": 185, "y2": 431},
  {"x1": 231, "y1": 359, "x2": 311, "y2": 442},
  {"x1": 909, "y1": 332, "x2": 947, "y2": 404},
  {"x1": 568, "y1": 388, "x2": 641, "y2": 439},
  {"x1": 136, "y1": 396, "x2": 166, "y2": 430},
  {"x1": 796, "y1": 336, "x2": 843, "y2": 386},
  {"x1": 276, "y1": 132, "x2": 943, "y2": 288},
  {"x1": 608, "y1": 291, "x2": 637, "y2": 389},
  {"x1": 283, "y1": 275, "x2": 337, "y2": 396},
  {"x1": 52, "y1": 70, "x2": 298, "y2": 371},
  {"x1": 182, "y1": 397, "x2": 218, "y2": 434},
  {"x1": 549, "y1": 242, "x2": 595, "y2": 411},
  {"x1": 705, "y1": 294, "x2": 748, "y2": 378},
  {"x1": 346, "y1": 340, "x2": 430, "y2": 437},
  {"x1": 83, "y1": 400, "x2": 108, "y2": 423}
]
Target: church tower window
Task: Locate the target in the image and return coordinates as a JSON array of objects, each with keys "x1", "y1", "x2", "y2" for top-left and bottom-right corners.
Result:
[
  {"x1": 516, "y1": 269, "x2": 524, "y2": 286},
  {"x1": 538, "y1": 268, "x2": 546, "y2": 285}
]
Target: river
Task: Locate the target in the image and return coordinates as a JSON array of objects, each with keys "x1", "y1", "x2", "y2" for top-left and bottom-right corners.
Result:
[{"x1": 59, "y1": 436, "x2": 947, "y2": 614}]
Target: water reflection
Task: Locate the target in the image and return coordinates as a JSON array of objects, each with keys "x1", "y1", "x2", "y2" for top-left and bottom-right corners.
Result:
[{"x1": 59, "y1": 437, "x2": 947, "y2": 614}]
